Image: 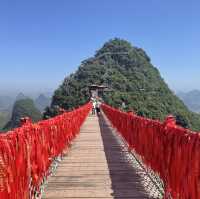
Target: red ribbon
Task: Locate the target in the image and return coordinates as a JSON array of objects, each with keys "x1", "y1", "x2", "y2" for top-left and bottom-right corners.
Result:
[
  {"x1": 101, "y1": 103, "x2": 200, "y2": 199},
  {"x1": 0, "y1": 102, "x2": 91, "y2": 199}
]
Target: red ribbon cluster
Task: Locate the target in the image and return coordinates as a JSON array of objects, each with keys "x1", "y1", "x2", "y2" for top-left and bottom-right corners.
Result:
[
  {"x1": 0, "y1": 102, "x2": 91, "y2": 199},
  {"x1": 102, "y1": 103, "x2": 200, "y2": 199}
]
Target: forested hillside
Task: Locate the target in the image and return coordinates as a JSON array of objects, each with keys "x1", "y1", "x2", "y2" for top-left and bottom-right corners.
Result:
[{"x1": 45, "y1": 39, "x2": 200, "y2": 131}]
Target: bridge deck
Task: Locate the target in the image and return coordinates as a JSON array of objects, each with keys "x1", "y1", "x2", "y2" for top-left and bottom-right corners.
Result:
[{"x1": 42, "y1": 114, "x2": 158, "y2": 199}]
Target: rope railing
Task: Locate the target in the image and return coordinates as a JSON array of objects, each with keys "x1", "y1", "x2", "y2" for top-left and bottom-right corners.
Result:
[
  {"x1": 0, "y1": 102, "x2": 91, "y2": 199},
  {"x1": 101, "y1": 103, "x2": 200, "y2": 199}
]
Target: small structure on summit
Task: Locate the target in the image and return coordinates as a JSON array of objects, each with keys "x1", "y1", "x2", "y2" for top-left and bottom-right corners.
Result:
[{"x1": 89, "y1": 84, "x2": 108, "y2": 98}]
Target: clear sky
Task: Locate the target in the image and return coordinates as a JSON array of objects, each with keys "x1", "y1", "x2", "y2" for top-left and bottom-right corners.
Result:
[{"x1": 0, "y1": 0, "x2": 199, "y2": 95}]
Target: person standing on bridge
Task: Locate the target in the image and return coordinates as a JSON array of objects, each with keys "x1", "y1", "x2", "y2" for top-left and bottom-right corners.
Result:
[
  {"x1": 121, "y1": 100, "x2": 126, "y2": 111},
  {"x1": 95, "y1": 99, "x2": 101, "y2": 116},
  {"x1": 92, "y1": 98, "x2": 96, "y2": 115}
]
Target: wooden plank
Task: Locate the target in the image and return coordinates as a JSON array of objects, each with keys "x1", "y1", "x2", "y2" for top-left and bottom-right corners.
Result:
[{"x1": 42, "y1": 115, "x2": 155, "y2": 199}]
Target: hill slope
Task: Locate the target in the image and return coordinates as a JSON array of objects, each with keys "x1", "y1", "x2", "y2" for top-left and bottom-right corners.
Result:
[
  {"x1": 4, "y1": 98, "x2": 42, "y2": 130},
  {"x1": 46, "y1": 38, "x2": 200, "y2": 131}
]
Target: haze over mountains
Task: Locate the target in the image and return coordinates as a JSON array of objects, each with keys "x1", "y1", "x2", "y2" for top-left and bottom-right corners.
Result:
[
  {"x1": 177, "y1": 90, "x2": 200, "y2": 113},
  {"x1": 0, "y1": 93, "x2": 52, "y2": 110},
  {"x1": 4, "y1": 98, "x2": 42, "y2": 130},
  {"x1": 0, "y1": 92, "x2": 52, "y2": 131},
  {"x1": 0, "y1": 96, "x2": 14, "y2": 111},
  {"x1": 1, "y1": 39, "x2": 200, "y2": 132}
]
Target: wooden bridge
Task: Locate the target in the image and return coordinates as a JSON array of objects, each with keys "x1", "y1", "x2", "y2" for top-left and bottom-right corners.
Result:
[
  {"x1": 1, "y1": 102, "x2": 197, "y2": 199},
  {"x1": 42, "y1": 114, "x2": 162, "y2": 199}
]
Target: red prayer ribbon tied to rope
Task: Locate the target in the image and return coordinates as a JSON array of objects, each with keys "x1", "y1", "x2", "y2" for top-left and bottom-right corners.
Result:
[
  {"x1": 102, "y1": 103, "x2": 200, "y2": 199},
  {"x1": 0, "y1": 102, "x2": 91, "y2": 199}
]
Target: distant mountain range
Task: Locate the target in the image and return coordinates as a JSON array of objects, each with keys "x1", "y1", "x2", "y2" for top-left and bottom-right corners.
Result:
[
  {"x1": 0, "y1": 96, "x2": 14, "y2": 111},
  {"x1": 0, "y1": 93, "x2": 51, "y2": 112},
  {"x1": 177, "y1": 90, "x2": 200, "y2": 113},
  {"x1": 4, "y1": 98, "x2": 42, "y2": 130},
  {"x1": 35, "y1": 94, "x2": 51, "y2": 112},
  {"x1": 16, "y1": 92, "x2": 28, "y2": 101},
  {"x1": 0, "y1": 93, "x2": 52, "y2": 131}
]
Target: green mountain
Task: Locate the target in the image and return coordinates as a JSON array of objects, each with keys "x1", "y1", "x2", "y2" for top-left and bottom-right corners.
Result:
[
  {"x1": 177, "y1": 90, "x2": 200, "y2": 113},
  {"x1": 45, "y1": 38, "x2": 200, "y2": 131},
  {"x1": 4, "y1": 98, "x2": 42, "y2": 130}
]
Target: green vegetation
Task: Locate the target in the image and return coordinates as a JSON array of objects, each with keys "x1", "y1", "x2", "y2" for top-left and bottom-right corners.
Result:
[
  {"x1": 4, "y1": 98, "x2": 42, "y2": 130},
  {"x1": 45, "y1": 38, "x2": 200, "y2": 131}
]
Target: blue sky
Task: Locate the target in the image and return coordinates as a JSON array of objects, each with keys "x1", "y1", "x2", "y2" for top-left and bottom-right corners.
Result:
[{"x1": 0, "y1": 0, "x2": 199, "y2": 95}]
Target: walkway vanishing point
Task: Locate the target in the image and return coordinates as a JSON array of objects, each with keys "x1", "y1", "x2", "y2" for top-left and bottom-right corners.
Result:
[{"x1": 42, "y1": 113, "x2": 162, "y2": 199}]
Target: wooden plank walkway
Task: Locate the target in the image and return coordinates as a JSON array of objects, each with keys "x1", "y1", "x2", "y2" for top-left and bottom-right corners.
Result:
[{"x1": 42, "y1": 114, "x2": 158, "y2": 199}]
